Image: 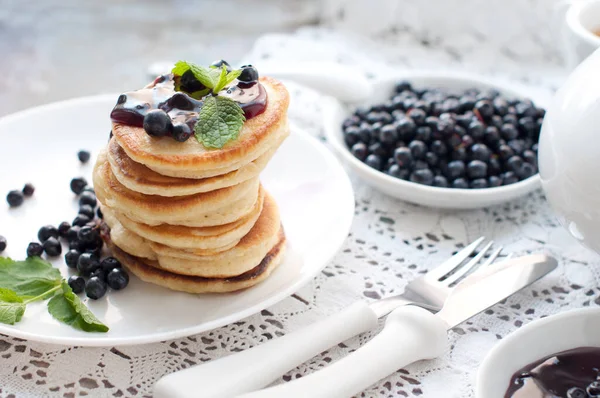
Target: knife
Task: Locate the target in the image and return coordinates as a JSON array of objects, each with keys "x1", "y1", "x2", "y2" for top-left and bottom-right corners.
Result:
[{"x1": 234, "y1": 254, "x2": 557, "y2": 398}]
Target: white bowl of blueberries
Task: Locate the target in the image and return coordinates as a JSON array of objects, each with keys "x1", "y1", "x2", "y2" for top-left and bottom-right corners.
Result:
[{"x1": 323, "y1": 72, "x2": 546, "y2": 209}]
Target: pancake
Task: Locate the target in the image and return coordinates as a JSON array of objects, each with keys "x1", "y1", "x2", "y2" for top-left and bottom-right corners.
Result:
[
  {"x1": 112, "y1": 76, "x2": 291, "y2": 179},
  {"x1": 111, "y1": 185, "x2": 265, "y2": 250},
  {"x1": 101, "y1": 224, "x2": 286, "y2": 294},
  {"x1": 103, "y1": 206, "x2": 157, "y2": 260},
  {"x1": 94, "y1": 151, "x2": 261, "y2": 227},
  {"x1": 107, "y1": 135, "x2": 283, "y2": 196}
]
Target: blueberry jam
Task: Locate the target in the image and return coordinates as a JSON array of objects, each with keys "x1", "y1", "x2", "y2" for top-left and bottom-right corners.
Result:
[
  {"x1": 505, "y1": 347, "x2": 600, "y2": 398},
  {"x1": 342, "y1": 82, "x2": 544, "y2": 189},
  {"x1": 110, "y1": 73, "x2": 267, "y2": 136}
]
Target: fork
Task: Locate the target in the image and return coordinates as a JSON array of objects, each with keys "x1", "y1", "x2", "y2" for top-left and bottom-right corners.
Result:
[{"x1": 154, "y1": 237, "x2": 506, "y2": 398}]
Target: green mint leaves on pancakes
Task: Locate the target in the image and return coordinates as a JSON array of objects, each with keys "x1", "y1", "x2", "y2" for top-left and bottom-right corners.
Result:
[{"x1": 172, "y1": 61, "x2": 246, "y2": 149}]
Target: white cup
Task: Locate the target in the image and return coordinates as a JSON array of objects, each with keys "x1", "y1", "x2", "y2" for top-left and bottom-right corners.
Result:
[{"x1": 561, "y1": 0, "x2": 600, "y2": 68}]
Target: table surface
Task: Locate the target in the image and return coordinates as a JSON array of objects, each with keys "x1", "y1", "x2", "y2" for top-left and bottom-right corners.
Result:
[{"x1": 2, "y1": 2, "x2": 598, "y2": 397}]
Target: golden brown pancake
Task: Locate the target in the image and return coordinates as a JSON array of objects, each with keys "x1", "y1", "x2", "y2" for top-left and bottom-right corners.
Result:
[
  {"x1": 107, "y1": 136, "x2": 283, "y2": 196},
  {"x1": 101, "y1": 224, "x2": 286, "y2": 293},
  {"x1": 109, "y1": 185, "x2": 265, "y2": 250},
  {"x1": 111, "y1": 77, "x2": 290, "y2": 179},
  {"x1": 94, "y1": 150, "x2": 261, "y2": 227}
]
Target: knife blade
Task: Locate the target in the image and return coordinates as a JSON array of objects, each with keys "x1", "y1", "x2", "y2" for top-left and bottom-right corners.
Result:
[{"x1": 236, "y1": 254, "x2": 558, "y2": 398}]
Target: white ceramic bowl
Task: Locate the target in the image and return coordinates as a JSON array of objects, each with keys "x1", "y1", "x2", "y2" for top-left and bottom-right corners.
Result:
[
  {"x1": 322, "y1": 72, "x2": 547, "y2": 209},
  {"x1": 476, "y1": 308, "x2": 600, "y2": 398}
]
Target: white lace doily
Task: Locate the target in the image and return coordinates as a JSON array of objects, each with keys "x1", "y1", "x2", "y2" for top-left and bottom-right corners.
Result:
[{"x1": 3, "y1": 26, "x2": 599, "y2": 398}]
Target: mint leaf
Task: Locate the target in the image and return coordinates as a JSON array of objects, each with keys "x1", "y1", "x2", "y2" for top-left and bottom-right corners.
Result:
[
  {"x1": 213, "y1": 68, "x2": 242, "y2": 93},
  {"x1": 223, "y1": 69, "x2": 242, "y2": 88},
  {"x1": 0, "y1": 288, "x2": 26, "y2": 325},
  {"x1": 195, "y1": 95, "x2": 245, "y2": 149},
  {"x1": 0, "y1": 257, "x2": 62, "y2": 298},
  {"x1": 212, "y1": 66, "x2": 229, "y2": 93},
  {"x1": 47, "y1": 281, "x2": 108, "y2": 333},
  {"x1": 172, "y1": 61, "x2": 221, "y2": 89}
]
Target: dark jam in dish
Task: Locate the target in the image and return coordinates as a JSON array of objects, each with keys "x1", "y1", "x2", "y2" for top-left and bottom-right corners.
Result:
[
  {"x1": 110, "y1": 74, "x2": 267, "y2": 132},
  {"x1": 505, "y1": 347, "x2": 600, "y2": 398}
]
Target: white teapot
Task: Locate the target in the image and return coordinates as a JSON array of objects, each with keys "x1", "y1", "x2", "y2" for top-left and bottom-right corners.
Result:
[{"x1": 539, "y1": 48, "x2": 600, "y2": 254}]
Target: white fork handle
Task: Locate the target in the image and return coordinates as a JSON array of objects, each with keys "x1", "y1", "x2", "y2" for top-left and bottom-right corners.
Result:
[
  {"x1": 153, "y1": 302, "x2": 379, "y2": 398},
  {"x1": 236, "y1": 306, "x2": 447, "y2": 398}
]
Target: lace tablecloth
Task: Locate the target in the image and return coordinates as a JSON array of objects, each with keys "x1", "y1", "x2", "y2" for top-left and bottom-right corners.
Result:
[{"x1": 3, "y1": 28, "x2": 600, "y2": 398}]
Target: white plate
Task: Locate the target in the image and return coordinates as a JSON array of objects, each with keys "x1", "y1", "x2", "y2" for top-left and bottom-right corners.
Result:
[
  {"x1": 0, "y1": 95, "x2": 354, "y2": 346},
  {"x1": 322, "y1": 71, "x2": 548, "y2": 209},
  {"x1": 476, "y1": 308, "x2": 600, "y2": 398}
]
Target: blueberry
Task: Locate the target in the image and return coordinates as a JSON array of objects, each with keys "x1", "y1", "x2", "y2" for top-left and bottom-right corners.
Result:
[
  {"x1": 90, "y1": 268, "x2": 107, "y2": 282},
  {"x1": 65, "y1": 249, "x2": 81, "y2": 269},
  {"x1": 504, "y1": 114, "x2": 518, "y2": 126},
  {"x1": 452, "y1": 147, "x2": 468, "y2": 162},
  {"x1": 467, "y1": 160, "x2": 488, "y2": 179},
  {"x1": 96, "y1": 207, "x2": 103, "y2": 219},
  {"x1": 488, "y1": 175, "x2": 502, "y2": 187},
  {"x1": 357, "y1": 123, "x2": 372, "y2": 143},
  {"x1": 38, "y1": 225, "x2": 59, "y2": 242},
  {"x1": 523, "y1": 150, "x2": 537, "y2": 166},
  {"x1": 470, "y1": 178, "x2": 488, "y2": 189},
  {"x1": 394, "y1": 81, "x2": 412, "y2": 93},
  {"x1": 77, "y1": 252, "x2": 100, "y2": 276},
  {"x1": 468, "y1": 121, "x2": 485, "y2": 140},
  {"x1": 78, "y1": 191, "x2": 97, "y2": 208},
  {"x1": 409, "y1": 140, "x2": 427, "y2": 160},
  {"x1": 77, "y1": 150, "x2": 91, "y2": 164},
  {"x1": 172, "y1": 122, "x2": 193, "y2": 142},
  {"x1": 344, "y1": 126, "x2": 360, "y2": 147},
  {"x1": 508, "y1": 139, "x2": 525, "y2": 155},
  {"x1": 432, "y1": 175, "x2": 449, "y2": 187},
  {"x1": 179, "y1": 70, "x2": 206, "y2": 93},
  {"x1": 83, "y1": 235, "x2": 104, "y2": 255},
  {"x1": 393, "y1": 147, "x2": 413, "y2": 169},
  {"x1": 365, "y1": 154, "x2": 382, "y2": 171},
  {"x1": 566, "y1": 387, "x2": 587, "y2": 398},
  {"x1": 446, "y1": 160, "x2": 466, "y2": 180},
  {"x1": 210, "y1": 59, "x2": 232, "y2": 72},
  {"x1": 410, "y1": 169, "x2": 434, "y2": 186},
  {"x1": 493, "y1": 98, "x2": 509, "y2": 116},
  {"x1": 506, "y1": 156, "x2": 524, "y2": 173},
  {"x1": 43, "y1": 237, "x2": 62, "y2": 257},
  {"x1": 452, "y1": 178, "x2": 469, "y2": 189},
  {"x1": 22, "y1": 183, "x2": 35, "y2": 197},
  {"x1": 518, "y1": 116, "x2": 536, "y2": 136},
  {"x1": 484, "y1": 126, "x2": 501, "y2": 147},
  {"x1": 85, "y1": 276, "x2": 107, "y2": 300},
  {"x1": 143, "y1": 109, "x2": 173, "y2": 137},
  {"x1": 498, "y1": 144, "x2": 514, "y2": 161},
  {"x1": 518, "y1": 162, "x2": 537, "y2": 179},
  {"x1": 425, "y1": 116, "x2": 440, "y2": 131},
  {"x1": 446, "y1": 133, "x2": 462, "y2": 149},
  {"x1": 72, "y1": 214, "x2": 91, "y2": 227},
  {"x1": 475, "y1": 100, "x2": 494, "y2": 119},
  {"x1": 238, "y1": 65, "x2": 259, "y2": 82},
  {"x1": 58, "y1": 221, "x2": 71, "y2": 238},
  {"x1": 67, "y1": 276, "x2": 86, "y2": 294},
  {"x1": 366, "y1": 112, "x2": 383, "y2": 124},
  {"x1": 587, "y1": 381, "x2": 600, "y2": 396},
  {"x1": 78, "y1": 205, "x2": 95, "y2": 220},
  {"x1": 100, "y1": 257, "x2": 122, "y2": 273},
  {"x1": 395, "y1": 118, "x2": 417, "y2": 141},
  {"x1": 369, "y1": 142, "x2": 388, "y2": 158},
  {"x1": 387, "y1": 164, "x2": 409, "y2": 179},
  {"x1": 69, "y1": 240, "x2": 84, "y2": 252},
  {"x1": 415, "y1": 126, "x2": 432, "y2": 142},
  {"x1": 500, "y1": 124, "x2": 519, "y2": 140},
  {"x1": 470, "y1": 144, "x2": 491, "y2": 163},
  {"x1": 458, "y1": 97, "x2": 476, "y2": 113},
  {"x1": 502, "y1": 171, "x2": 519, "y2": 185},
  {"x1": 6, "y1": 190, "x2": 24, "y2": 207},
  {"x1": 408, "y1": 109, "x2": 426, "y2": 125},
  {"x1": 351, "y1": 143, "x2": 368, "y2": 161},
  {"x1": 107, "y1": 268, "x2": 130, "y2": 290},
  {"x1": 78, "y1": 226, "x2": 99, "y2": 243},
  {"x1": 67, "y1": 226, "x2": 81, "y2": 242},
  {"x1": 0, "y1": 236, "x2": 6, "y2": 252},
  {"x1": 425, "y1": 152, "x2": 438, "y2": 167},
  {"x1": 430, "y1": 140, "x2": 448, "y2": 156},
  {"x1": 461, "y1": 135, "x2": 474, "y2": 148},
  {"x1": 413, "y1": 160, "x2": 428, "y2": 170},
  {"x1": 379, "y1": 124, "x2": 398, "y2": 145},
  {"x1": 26, "y1": 242, "x2": 43, "y2": 257},
  {"x1": 488, "y1": 158, "x2": 502, "y2": 176}
]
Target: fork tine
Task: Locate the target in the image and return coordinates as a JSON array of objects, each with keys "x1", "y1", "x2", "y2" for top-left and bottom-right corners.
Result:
[
  {"x1": 425, "y1": 237, "x2": 485, "y2": 281},
  {"x1": 443, "y1": 241, "x2": 494, "y2": 285},
  {"x1": 480, "y1": 247, "x2": 503, "y2": 268}
]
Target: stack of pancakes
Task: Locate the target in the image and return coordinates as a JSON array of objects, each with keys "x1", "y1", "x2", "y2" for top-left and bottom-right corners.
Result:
[{"x1": 93, "y1": 77, "x2": 290, "y2": 293}]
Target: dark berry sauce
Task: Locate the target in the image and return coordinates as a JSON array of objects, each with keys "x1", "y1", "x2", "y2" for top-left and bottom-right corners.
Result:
[
  {"x1": 110, "y1": 74, "x2": 267, "y2": 132},
  {"x1": 505, "y1": 347, "x2": 600, "y2": 398}
]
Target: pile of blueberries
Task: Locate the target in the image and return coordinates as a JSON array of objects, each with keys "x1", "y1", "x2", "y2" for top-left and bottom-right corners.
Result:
[
  {"x1": 26, "y1": 177, "x2": 129, "y2": 300},
  {"x1": 343, "y1": 82, "x2": 544, "y2": 189}
]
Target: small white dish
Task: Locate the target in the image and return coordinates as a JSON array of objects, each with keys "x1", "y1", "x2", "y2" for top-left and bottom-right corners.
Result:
[
  {"x1": 476, "y1": 308, "x2": 600, "y2": 398},
  {"x1": 0, "y1": 95, "x2": 355, "y2": 346},
  {"x1": 322, "y1": 72, "x2": 548, "y2": 209}
]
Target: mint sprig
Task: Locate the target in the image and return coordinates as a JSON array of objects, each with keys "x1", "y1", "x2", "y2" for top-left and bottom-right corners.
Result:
[
  {"x1": 0, "y1": 257, "x2": 109, "y2": 332},
  {"x1": 172, "y1": 61, "x2": 247, "y2": 149}
]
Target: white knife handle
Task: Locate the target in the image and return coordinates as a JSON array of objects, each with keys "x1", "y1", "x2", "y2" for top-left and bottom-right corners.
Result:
[
  {"x1": 153, "y1": 302, "x2": 378, "y2": 398},
  {"x1": 236, "y1": 306, "x2": 447, "y2": 398}
]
